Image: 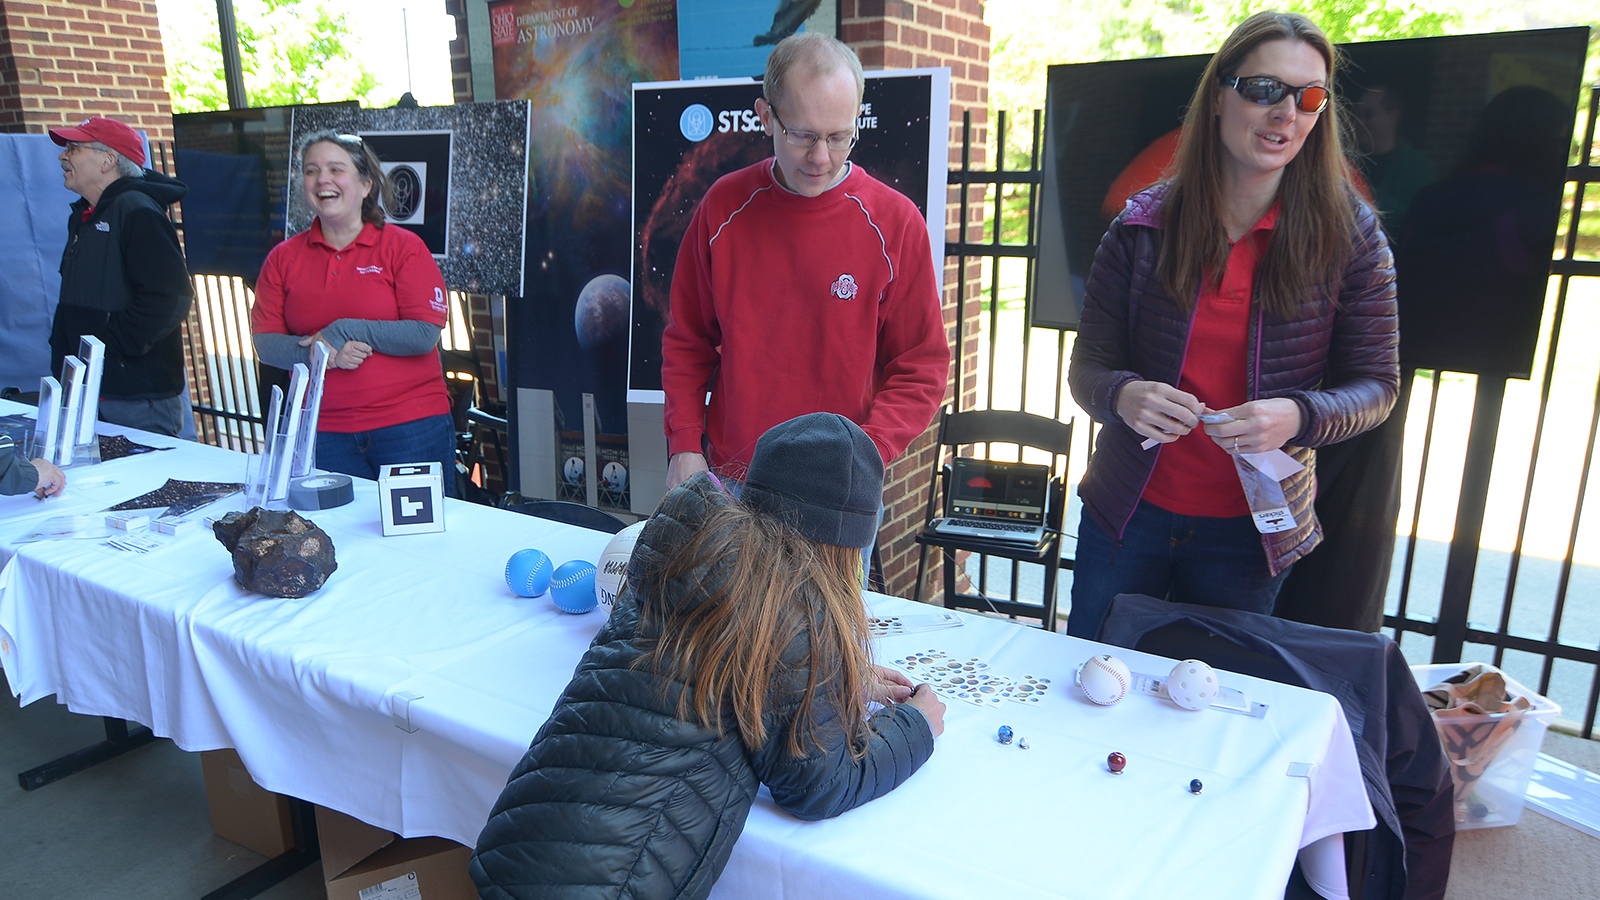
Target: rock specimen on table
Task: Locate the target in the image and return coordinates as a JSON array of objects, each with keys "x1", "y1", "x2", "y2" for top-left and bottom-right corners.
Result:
[{"x1": 212, "y1": 507, "x2": 337, "y2": 598}]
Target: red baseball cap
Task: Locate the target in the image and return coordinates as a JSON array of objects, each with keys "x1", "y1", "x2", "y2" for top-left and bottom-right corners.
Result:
[{"x1": 48, "y1": 117, "x2": 147, "y2": 168}]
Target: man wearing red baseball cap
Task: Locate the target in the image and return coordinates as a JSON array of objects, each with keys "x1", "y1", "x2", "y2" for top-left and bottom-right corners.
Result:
[{"x1": 47, "y1": 116, "x2": 194, "y2": 437}]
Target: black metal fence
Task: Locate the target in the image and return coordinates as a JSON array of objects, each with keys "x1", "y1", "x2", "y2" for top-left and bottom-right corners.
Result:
[{"x1": 946, "y1": 86, "x2": 1600, "y2": 734}]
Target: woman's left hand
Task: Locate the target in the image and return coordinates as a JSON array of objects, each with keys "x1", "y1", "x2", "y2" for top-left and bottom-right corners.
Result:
[
  {"x1": 1203, "y1": 398, "x2": 1303, "y2": 455},
  {"x1": 865, "y1": 665, "x2": 915, "y2": 705}
]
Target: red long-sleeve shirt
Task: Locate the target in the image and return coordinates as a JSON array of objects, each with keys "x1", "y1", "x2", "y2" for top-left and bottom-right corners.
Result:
[{"x1": 662, "y1": 160, "x2": 949, "y2": 478}]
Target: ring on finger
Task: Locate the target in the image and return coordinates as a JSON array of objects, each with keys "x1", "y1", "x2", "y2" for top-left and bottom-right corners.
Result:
[{"x1": 1233, "y1": 437, "x2": 1240, "y2": 454}]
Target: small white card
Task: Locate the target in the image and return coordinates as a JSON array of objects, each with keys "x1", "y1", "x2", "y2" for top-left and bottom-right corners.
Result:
[{"x1": 357, "y1": 871, "x2": 422, "y2": 900}]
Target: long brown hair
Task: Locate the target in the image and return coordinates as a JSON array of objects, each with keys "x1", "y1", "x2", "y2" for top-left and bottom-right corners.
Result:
[
  {"x1": 1158, "y1": 11, "x2": 1357, "y2": 317},
  {"x1": 635, "y1": 495, "x2": 875, "y2": 759}
]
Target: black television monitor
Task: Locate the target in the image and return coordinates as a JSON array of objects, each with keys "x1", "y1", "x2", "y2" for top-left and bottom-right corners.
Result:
[{"x1": 1038, "y1": 27, "x2": 1589, "y2": 379}]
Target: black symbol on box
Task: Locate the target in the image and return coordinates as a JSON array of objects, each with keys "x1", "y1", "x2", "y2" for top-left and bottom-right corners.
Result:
[{"x1": 392, "y1": 487, "x2": 434, "y2": 525}]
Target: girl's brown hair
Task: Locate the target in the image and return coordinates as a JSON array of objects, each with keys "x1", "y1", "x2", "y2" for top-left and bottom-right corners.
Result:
[
  {"x1": 635, "y1": 497, "x2": 875, "y2": 759},
  {"x1": 1158, "y1": 11, "x2": 1358, "y2": 317},
  {"x1": 299, "y1": 130, "x2": 393, "y2": 228}
]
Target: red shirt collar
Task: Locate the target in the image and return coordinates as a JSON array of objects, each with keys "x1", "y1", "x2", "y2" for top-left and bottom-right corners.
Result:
[{"x1": 307, "y1": 218, "x2": 380, "y2": 250}]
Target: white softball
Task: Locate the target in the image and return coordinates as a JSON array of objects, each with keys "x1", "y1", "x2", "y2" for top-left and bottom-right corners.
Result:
[
  {"x1": 1167, "y1": 659, "x2": 1219, "y2": 711},
  {"x1": 1076, "y1": 654, "x2": 1131, "y2": 706}
]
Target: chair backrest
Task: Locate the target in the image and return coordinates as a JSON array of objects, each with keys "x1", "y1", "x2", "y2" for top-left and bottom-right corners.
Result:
[{"x1": 502, "y1": 498, "x2": 629, "y2": 534}]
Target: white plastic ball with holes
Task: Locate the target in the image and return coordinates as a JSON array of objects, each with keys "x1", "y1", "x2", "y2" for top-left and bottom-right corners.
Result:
[
  {"x1": 505, "y1": 549, "x2": 553, "y2": 598},
  {"x1": 550, "y1": 559, "x2": 598, "y2": 614},
  {"x1": 602, "y1": 461, "x2": 628, "y2": 491},
  {"x1": 563, "y1": 456, "x2": 584, "y2": 486},
  {"x1": 1167, "y1": 659, "x2": 1219, "y2": 710},
  {"x1": 1076, "y1": 654, "x2": 1131, "y2": 706},
  {"x1": 595, "y1": 520, "x2": 645, "y2": 608}
]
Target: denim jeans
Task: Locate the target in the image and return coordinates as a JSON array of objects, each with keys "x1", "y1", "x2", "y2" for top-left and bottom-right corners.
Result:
[
  {"x1": 315, "y1": 413, "x2": 457, "y2": 499},
  {"x1": 1066, "y1": 500, "x2": 1291, "y2": 639}
]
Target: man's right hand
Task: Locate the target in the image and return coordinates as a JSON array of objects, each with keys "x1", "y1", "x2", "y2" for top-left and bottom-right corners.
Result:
[
  {"x1": 666, "y1": 451, "x2": 709, "y2": 489},
  {"x1": 30, "y1": 458, "x2": 65, "y2": 498}
]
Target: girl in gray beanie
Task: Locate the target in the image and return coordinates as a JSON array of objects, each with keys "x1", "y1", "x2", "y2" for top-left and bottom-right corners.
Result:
[{"x1": 473, "y1": 413, "x2": 945, "y2": 900}]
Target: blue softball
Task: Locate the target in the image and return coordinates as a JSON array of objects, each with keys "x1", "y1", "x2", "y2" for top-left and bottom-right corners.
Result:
[
  {"x1": 550, "y1": 559, "x2": 598, "y2": 614},
  {"x1": 505, "y1": 549, "x2": 553, "y2": 598}
]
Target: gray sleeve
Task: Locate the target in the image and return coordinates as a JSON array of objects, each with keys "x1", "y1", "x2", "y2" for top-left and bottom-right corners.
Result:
[
  {"x1": 320, "y1": 319, "x2": 441, "y2": 357},
  {"x1": 1, "y1": 454, "x2": 38, "y2": 496},
  {"x1": 252, "y1": 331, "x2": 313, "y2": 370}
]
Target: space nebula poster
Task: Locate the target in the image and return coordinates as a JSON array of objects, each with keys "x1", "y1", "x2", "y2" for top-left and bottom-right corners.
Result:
[
  {"x1": 627, "y1": 69, "x2": 949, "y2": 399},
  {"x1": 490, "y1": 0, "x2": 680, "y2": 445}
]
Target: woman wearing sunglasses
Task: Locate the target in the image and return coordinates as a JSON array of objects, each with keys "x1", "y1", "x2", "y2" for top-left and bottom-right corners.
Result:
[
  {"x1": 1065, "y1": 11, "x2": 1399, "y2": 638},
  {"x1": 252, "y1": 131, "x2": 458, "y2": 495}
]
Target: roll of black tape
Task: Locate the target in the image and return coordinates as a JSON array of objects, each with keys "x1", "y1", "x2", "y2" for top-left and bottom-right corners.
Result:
[{"x1": 287, "y1": 474, "x2": 355, "y2": 510}]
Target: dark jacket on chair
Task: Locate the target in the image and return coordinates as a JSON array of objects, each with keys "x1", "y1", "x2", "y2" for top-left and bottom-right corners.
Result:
[
  {"x1": 470, "y1": 475, "x2": 935, "y2": 900},
  {"x1": 1068, "y1": 185, "x2": 1400, "y2": 575},
  {"x1": 1098, "y1": 594, "x2": 1454, "y2": 900}
]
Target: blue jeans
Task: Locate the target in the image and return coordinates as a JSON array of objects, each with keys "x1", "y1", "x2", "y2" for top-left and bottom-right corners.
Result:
[
  {"x1": 1066, "y1": 500, "x2": 1291, "y2": 639},
  {"x1": 316, "y1": 413, "x2": 457, "y2": 499}
]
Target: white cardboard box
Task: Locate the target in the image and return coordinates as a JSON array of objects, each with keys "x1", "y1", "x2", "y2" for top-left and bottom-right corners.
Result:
[{"x1": 378, "y1": 463, "x2": 445, "y2": 536}]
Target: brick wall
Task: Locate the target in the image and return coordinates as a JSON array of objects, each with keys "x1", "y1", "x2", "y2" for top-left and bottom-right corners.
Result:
[
  {"x1": 842, "y1": 0, "x2": 989, "y2": 602},
  {"x1": 0, "y1": 0, "x2": 175, "y2": 139},
  {"x1": 443, "y1": 1, "x2": 992, "y2": 601}
]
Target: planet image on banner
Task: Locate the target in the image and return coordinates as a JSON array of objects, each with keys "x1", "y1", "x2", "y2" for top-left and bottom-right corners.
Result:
[
  {"x1": 574, "y1": 273, "x2": 630, "y2": 350},
  {"x1": 602, "y1": 461, "x2": 628, "y2": 492}
]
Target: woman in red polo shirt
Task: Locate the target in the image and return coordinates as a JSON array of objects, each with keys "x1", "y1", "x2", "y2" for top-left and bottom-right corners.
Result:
[
  {"x1": 1065, "y1": 12, "x2": 1399, "y2": 638},
  {"x1": 252, "y1": 131, "x2": 457, "y2": 496}
]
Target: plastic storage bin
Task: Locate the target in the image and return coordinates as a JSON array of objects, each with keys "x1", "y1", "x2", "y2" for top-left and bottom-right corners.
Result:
[{"x1": 1412, "y1": 663, "x2": 1561, "y2": 829}]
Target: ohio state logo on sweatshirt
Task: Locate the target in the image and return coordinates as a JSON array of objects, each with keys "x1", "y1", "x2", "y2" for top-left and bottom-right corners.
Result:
[{"x1": 831, "y1": 273, "x2": 859, "y2": 300}]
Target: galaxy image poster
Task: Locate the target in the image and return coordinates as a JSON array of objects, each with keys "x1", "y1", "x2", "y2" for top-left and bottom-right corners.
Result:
[
  {"x1": 490, "y1": 0, "x2": 680, "y2": 440},
  {"x1": 626, "y1": 70, "x2": 947, "y2": 399}
]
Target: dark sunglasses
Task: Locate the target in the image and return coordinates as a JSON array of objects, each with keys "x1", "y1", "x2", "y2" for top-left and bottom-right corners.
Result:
[{"x1": 1220, "y1": 75, "x2": 1330, "y2": 114}]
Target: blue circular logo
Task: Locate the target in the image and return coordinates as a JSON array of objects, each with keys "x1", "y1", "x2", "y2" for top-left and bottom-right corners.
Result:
[{"x1": 679, "y1": 104, "x2": 714, "y2": 142}]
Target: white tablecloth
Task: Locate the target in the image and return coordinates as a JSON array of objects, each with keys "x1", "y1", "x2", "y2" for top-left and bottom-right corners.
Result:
[{"x1": 0, "y1": 406, "x2": 1373, "y2": 900}]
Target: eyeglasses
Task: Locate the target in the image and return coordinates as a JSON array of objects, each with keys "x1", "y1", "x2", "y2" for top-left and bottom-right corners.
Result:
[
  {"x1": 769, "y1": 106, "x2": 858, "y2": 152},
  {"x1": 63, "y1": 141, "x2": 105, "y2": 155},
  {"x1": 1220, "y1": 75, "x2": 1330, "y2": 114},
  {"x1": 333, "y1": 133, "x2": 365, "y2": 147}
]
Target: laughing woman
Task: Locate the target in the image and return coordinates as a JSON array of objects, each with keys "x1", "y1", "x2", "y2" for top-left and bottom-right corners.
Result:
[
  {"x1": 1066, "y1": 11, "x2": 1400, "y2": 638},
  {"x1": 252, "y1": 131, "x2": 457, "y2": 495}
]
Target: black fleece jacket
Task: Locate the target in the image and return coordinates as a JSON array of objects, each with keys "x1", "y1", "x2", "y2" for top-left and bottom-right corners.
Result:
[
  {"x1": 471, "y1": 474, "x2": 935, "y2": 900},
  {"x1": 51, "y1": 171, "x2": 193, "y2": 400}
]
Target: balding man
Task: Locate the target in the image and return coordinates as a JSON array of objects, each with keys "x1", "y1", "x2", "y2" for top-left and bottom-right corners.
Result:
[
  {"x1": 662, "y1": 33, "x2": 948, "y2": 491},
  {"x1": 48, "y1": 116, "x2": 193, "y2": 437}
]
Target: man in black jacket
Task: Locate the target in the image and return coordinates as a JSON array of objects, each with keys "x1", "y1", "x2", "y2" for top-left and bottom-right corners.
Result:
[{"x1": 48, "y1": 117, "x2": 193, "y2": 437}]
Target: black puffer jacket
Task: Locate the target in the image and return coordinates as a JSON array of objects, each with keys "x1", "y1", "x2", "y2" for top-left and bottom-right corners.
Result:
[
  {"x1": 471, "y1": 474, "x2": 935, "y2": 900},
  {"x1": 1069, "y1": 184, "x2": 1400, "y2": 574},
  {"x1": 51, "y1": 171, "x2": 193, "y2": 399}
]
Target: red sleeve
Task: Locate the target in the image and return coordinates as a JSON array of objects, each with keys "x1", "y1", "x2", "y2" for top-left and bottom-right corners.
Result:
[
  {"x1": 862, "y1": 203, "x2": 950, "y2": 462},
  {"x1": 251, "y1": 243, "x2": 291, "y2": 335},
  {"x1": 660, "y1": 200, "x2": 723, "y2": 457},
  {"x1": 390, "y1": 229, "x2": 449, "y2": 326}
]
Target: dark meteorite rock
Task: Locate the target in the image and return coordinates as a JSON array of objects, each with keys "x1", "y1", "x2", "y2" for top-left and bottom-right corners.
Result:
[{"x1": 212, "y1": 507, "x2": 337, "y2": 598}]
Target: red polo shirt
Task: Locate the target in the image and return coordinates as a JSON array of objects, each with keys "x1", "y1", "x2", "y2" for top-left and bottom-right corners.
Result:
[
  {"x1": 1143, "y1": 204, "x2": 1279, "y2": 518},
  {"x1": 253, "y1": 220, "x2": 451, "y2": 432}
]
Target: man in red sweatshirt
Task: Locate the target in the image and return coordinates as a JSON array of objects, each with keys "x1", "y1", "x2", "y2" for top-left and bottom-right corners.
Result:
[{"x1": 662, "y1": 33, "x2": 949, "y2": 491}]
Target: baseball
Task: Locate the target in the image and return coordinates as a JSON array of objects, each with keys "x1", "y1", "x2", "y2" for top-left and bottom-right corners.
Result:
[
  {"x1": 1167, "y1": 659, "x2": 1218, "y2": 711},
  {"x1": 1076, "y1": 654, "x2": 1131, "y2": 706},
  {"x1": 550, "y1": 559, "x2": 599, "y2": 614}
]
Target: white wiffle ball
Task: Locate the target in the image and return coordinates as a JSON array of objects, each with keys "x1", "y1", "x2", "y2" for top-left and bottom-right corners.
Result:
[
  {"x1": 1076, "y1": 654, "x2": 1131, "y2": 706},
  {"x1": 1167, "y1": 659, "x2": 1219, "y2": 711}
]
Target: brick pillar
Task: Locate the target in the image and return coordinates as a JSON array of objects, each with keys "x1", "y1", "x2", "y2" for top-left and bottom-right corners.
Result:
[
  {"x1": 843, "y1": 0, "x2": 989, "y2": 603},
  {"x1": 0, "y1": 0, "x2": 175, "y2": 140}
]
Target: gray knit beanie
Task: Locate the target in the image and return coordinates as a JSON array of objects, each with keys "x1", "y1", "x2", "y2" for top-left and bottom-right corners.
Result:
[{"x1": 742, "y1": 413, "x2": 884, "y2": 548}]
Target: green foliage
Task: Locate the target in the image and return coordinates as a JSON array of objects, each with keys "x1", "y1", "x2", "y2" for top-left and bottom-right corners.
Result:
[{"x1": 164, "y1": 0, "x2": 387, "y2": 113}]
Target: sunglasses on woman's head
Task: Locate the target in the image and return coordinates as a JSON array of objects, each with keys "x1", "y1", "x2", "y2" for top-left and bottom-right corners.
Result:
[{"x1": 1219, "y1": 75, "x2": 1330, "y2": 114}]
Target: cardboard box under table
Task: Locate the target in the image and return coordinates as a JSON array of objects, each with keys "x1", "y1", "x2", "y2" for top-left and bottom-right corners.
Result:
[
  {"x1": 1413, "y1": 662, "x2": 1561, "y2": 829},
  {"x1": 317, "y1": 805, "x2": 474, "y2": 900},
  {"x1": 201, "y1": 748, "x2": 294, "y2": 858}
]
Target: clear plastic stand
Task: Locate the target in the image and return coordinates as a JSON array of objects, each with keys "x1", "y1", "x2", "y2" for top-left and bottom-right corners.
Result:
[
  {"x1": 266, "y1": 365, "x2": 309, "y2": 505},
  {"x1": 292, "y1": 344, "x2": 329, "y2": 478},
  {"x1": 249, "y1": 386, "x2": 283, "y2": 509}
]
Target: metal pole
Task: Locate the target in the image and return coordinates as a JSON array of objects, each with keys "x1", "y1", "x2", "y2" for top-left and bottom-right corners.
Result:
[
  {"x1": 215, "y1": 0, "x2": 248, "y2": 109},
  {"x1": 403, "y1": 8, "x2": 413, "y2": 96}
]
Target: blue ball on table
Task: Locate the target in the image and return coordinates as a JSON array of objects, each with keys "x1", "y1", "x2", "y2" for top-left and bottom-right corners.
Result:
[
  {"x1": 505, "y1": 549, "x2": 553, "y2": 598},
  {"x1": 550, "y1": 559, "x2": 599, "y2": 614}
]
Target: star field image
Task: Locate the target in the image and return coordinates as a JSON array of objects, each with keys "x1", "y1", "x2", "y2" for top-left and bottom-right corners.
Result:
[{"x1": 290, "y1": 103, "x2": 533, "y2": 296}]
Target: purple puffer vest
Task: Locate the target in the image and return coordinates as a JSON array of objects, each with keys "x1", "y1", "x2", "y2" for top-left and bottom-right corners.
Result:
[{"x1": 1068, "y1": 185, "x2": 1400, "y2": 574}]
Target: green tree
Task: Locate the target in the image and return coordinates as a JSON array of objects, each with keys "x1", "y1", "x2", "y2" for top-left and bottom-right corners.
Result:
[{"x1": 163, "y1": 0, "x2": 385, "y2": 113}]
